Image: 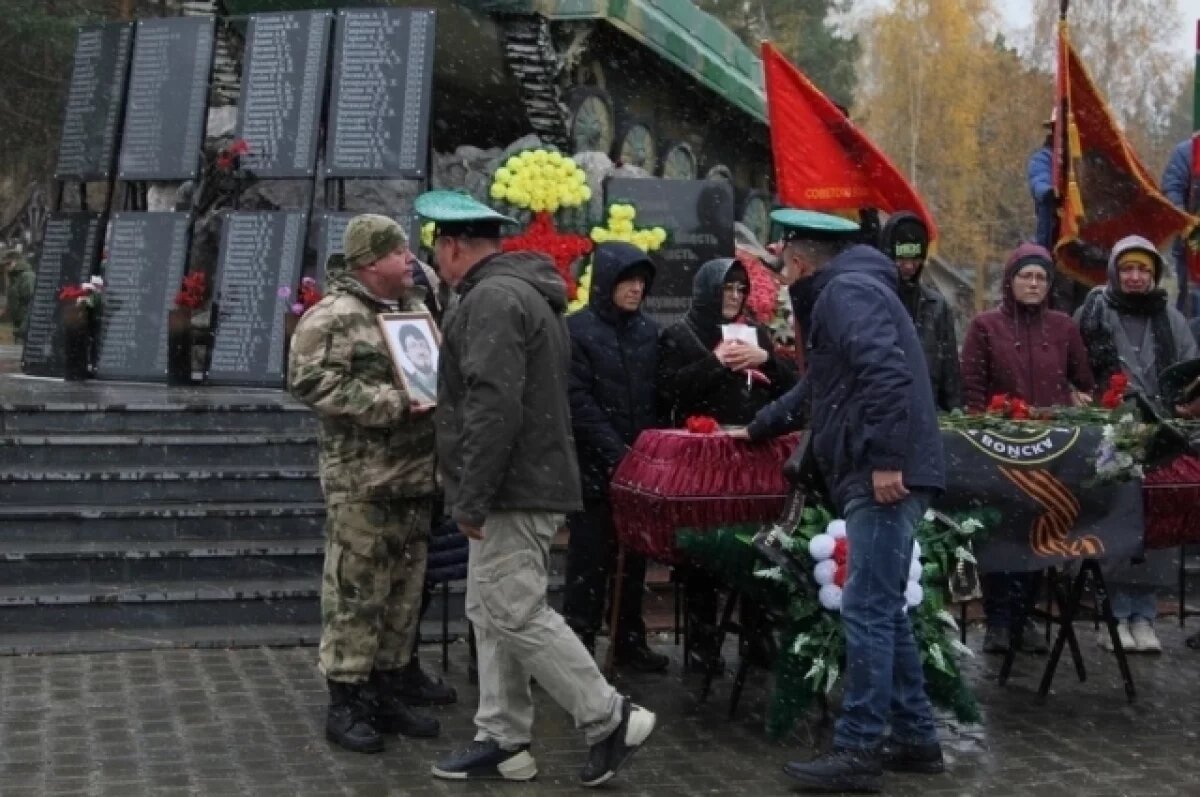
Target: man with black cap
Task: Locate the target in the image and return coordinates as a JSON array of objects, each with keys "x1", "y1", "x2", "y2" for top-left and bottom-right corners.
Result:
[
  {"x1": 878, "y1": 212, "x2": 963, "y2": 411},
  {"x1": 739, "y1": 208, "x2": 947, "y2": 792},
  {"x1": 417, "y1": 190, "x2": 656, "y2": 787}
]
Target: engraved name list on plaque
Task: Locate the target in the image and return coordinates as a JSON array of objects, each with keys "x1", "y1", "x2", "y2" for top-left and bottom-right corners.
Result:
[
  {"x1": 236, "y1": 11, "x2": 331, "y2": 178},
  {"x1": 55, "y1": 23, "x2": 133, "y2": 180}
]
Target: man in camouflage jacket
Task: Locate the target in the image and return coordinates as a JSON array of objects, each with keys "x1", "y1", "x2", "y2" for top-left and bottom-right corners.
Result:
[{"x1": 288, "y1": 214, "x2": 440, "y2": 754}]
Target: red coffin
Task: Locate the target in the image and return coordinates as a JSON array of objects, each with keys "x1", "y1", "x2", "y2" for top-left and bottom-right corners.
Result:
[
  {"x1": 609, "y1": 429, "x2": 799, "y2": 563},
  {"x1": 1142, "y1": 454, "x2": 1200, "y2": 550}
]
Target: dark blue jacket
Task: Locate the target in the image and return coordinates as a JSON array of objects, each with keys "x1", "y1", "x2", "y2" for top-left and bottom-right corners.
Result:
[
  {"x1": 567, "y1": 243, "x2": 660, "y2": 498},
  {"x1": 748, "y1": 245, "x2": 945, "y2": 512},
  {"x1": 1163, "y1": 138, "x2": 1196, "y2": 308},
  {"x1": 1027, "y1": 144, "x2": 1056, "y2": 250}
]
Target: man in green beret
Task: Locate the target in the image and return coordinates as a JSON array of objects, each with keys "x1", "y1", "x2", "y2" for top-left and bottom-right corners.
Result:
[
  {"x1": 288, "y1": 213, "x2": 440, "y2": 754},
  {"x1": 743, "y1": 208, "x2": 947, "y2": 792},
  {"x1": 417, "y1": 190, "x2": 657, "y2": 787}
]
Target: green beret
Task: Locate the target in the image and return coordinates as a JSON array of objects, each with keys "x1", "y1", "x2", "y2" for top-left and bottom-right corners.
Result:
[
  {"x1": 771, "y1": 208, "x2": 860, "y2": 243},
  {"x1": 414, "y1": 190, "x2": 516, "y2": 238}
]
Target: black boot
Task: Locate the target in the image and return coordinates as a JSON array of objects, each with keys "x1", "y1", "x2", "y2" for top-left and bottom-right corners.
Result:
[
  {"x1": 397, "y1": 657, "x2": 458, "y2": 707},
  {"x1": 367, "y1": 670, "x2": 440, "y2": 738},
  {"x1": 326, "y1": 680, "x2": 384, "y2": 754},
  {"x1": 783, "y1": 747, "x2": 883, "y2": 793}
]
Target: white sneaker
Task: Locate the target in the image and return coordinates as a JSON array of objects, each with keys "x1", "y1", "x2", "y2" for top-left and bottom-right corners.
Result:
[
  {"x1": 1128, "y1": 619, "x2": 1162, "y2": 653},
  {"x1": 1097, "y1": 620, "x2": 1135, "y2": 651}
]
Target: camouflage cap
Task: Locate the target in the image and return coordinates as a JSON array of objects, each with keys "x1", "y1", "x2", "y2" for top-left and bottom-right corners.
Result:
[{"x1": 342, "y1": 214, "x2": 407, "y2": 270}]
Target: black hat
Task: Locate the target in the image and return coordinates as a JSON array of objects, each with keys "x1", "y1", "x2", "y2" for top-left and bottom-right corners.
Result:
[{"x1": 879, "y1": 211, "x2": 929, "y2": 261}]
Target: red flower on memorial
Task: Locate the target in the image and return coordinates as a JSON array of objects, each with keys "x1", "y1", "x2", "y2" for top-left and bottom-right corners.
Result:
[
  {"x1": 1100, "y1": 372, "x2": 1129, "y2": 409},
  {"x1": 502, "y1": 212, "x2": 592, "y2": 299},
  {"x1": 986, "y1": 393, "x2": 1009, "y2": 414},
  {"x1": 684, "y1": 415, "x2": 719, "y2": 434},
  {"x1": 1009, "y1": 397, "x2": 1031, "y2": 420},
  {"x1": 216, "y1": 138, "x2": 251, "y2": 173},
  {"x1": 174, "y1": 271, "x2": 207, "y2": 312}
]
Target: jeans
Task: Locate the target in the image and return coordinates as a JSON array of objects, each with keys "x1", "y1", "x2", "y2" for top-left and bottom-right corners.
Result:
[
  {"x1": 1111, "y1": 588, "x2": 1157, "y2": 623},
  {"x1": 833, "y1": 491, "x2": 937, "y2": 752}
]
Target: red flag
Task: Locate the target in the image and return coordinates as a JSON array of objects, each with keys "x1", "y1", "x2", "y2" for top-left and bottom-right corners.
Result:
[
  {"x1": 1053, "y1": 20, "x2": 1196, "y2": 284},
  {"x1": 761, "y1": 42, "x2": 937, "y2": 242}
]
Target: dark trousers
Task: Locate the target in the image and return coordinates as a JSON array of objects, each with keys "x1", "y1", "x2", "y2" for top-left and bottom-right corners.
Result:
[
  {"x1": 562, "y1": 498, "x2": 647, "y2": 651},
  {"x1": 982, "y1": 571, "x2": 1035, "y2": 630}
]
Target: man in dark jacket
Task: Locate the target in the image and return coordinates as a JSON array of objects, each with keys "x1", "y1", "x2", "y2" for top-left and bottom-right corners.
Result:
[
  {"x1": 563, "y1": 242, "x2": 668, "y2": 673},
  {"x1": 418, "y1": 191, "x2": 655, "y2": 788},
  {"x1": 743, "y1": 209, "x2": 946, "y2": 793},
  {"x1": 878, "y1": 212, "x2": 963, "y2": 411}
]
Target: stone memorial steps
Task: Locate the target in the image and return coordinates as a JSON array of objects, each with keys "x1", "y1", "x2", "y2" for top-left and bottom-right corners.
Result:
[
  {"x1": 0, "y1": 432, "x2": 318, "y2": 470},
  {"x1": 0, "y1": 404, "x2": 316, "y2": 434},
  {"x1": 0, "y1": 623, "x2": 323, "y2": 656},
  {"x1": 0, "y1": 466, "x2": 322, "y2": 505},
  {"x1": 0, "y1": 578, "x2": 320, "y2": 633},
  {"x1": 0, "y1": 501, "x2": 326, "y2": 544},
  {"x1": 0, "y1": 538, "x2": 323, "y2": 586}
]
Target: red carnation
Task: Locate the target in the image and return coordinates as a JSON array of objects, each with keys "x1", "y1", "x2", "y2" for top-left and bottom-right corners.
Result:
[
  {"x1": 1101, "y1": 388, "x2": 1123, "y2": 409},
  {"x1": 685, "y1": 415, "x2": 719, "y2": 434},
  {"x1": 1110, "y1": 372, "x2": 1129, "y2": 393},
  {"x1": 832, "y1": 537, "x2": 849, "y2": 565},
  {"x1": 833, "y1": 565, "x2": 847, "y2": 588},
  {"x1": 986, "y1": 393, "x2": 1009, "y2": 414},
  {"x1": 1009, "y1": 397, "x2": 1031, "y2": 420}
]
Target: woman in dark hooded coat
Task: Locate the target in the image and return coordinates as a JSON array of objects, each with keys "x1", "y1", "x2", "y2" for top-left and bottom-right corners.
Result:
[
  {"x1": 656, "y1": 258, "x2": 797, "y2": 672},
  {"x1": 657, "y1": 258, "x2": 797, "y2": 426}
]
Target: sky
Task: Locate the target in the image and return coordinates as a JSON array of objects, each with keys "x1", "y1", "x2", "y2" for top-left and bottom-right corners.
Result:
[{"x1": 1000, "y1": 0, "x2": 1200, "y2": 59}]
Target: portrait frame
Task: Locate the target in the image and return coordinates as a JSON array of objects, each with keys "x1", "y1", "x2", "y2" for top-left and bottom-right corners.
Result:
[{"x1": 378, "y1": 311, "x2": 442, "y2": 408}]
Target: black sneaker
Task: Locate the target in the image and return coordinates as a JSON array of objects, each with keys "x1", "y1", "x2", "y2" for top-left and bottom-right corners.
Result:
[
  {"x1": 397, "y1": 659, "x2": 458, "y2": 707},
  {"x1": 615, "y1": 642, "x2": 670, "y2": 673},
  {"x1": 982, "y1": 626, "x2": 1009, "y2": 654},
  {"x1": 782, "y1": 747, "x2": 883, "y2": 793},
  {"x1": 431, "y1": 739, "x2": 537, "y2": 781},
  {"x1": 880, "y1": 739, "x2": 945, "y2": 774},
  {"x1": 325, "y1": 681, "x2": 384, "y2": 754},
  {"x1": 579, "y1": 697, "x2": 657, "y2": 787}
]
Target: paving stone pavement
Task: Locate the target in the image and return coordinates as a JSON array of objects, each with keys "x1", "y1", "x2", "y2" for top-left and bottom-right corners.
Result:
[{"x1": 1, "y1": 622, "x2": 1198, "y2": 797}]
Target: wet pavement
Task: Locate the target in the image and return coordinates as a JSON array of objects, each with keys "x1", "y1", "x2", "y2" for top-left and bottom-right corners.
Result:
[{"x1": 0, "y1": 622, "x2": 1197, "y2": 796}]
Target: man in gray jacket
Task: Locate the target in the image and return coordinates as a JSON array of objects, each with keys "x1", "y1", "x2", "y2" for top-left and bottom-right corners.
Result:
[{"x1": 418, "y1": 191, "x2": 656, "y2": 788}]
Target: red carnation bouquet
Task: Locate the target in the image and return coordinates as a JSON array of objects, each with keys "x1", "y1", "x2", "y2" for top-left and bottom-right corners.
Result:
[
  {"x1": 174, "y1": 271, "x2": 207, "y2": 312},
  {"x1": 290, "y1": 276, "x2": 322, "y2": 316},
  {"x1": 985, "y1": 393, "x2": 1031, "y2": 420},
  {"x1": 685, "y1": 415, "x2": 719, "y2": 434},
  {"x1": 1100, "y1": 373, "x2": 1129, "y2": 409},
  {"x1": 58, "y1": 276, "x2": 104, "y2": 311}
]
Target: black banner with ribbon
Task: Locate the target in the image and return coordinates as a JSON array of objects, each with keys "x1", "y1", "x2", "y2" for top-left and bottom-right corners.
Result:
[{"x1": 934, "y1": 427, "x2": 1143, "y2": 572}]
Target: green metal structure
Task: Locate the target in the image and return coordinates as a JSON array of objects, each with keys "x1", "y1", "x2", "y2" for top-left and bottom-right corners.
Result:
[{"x1": 217, "y1": 0, "x2": 774, "y2": 238}]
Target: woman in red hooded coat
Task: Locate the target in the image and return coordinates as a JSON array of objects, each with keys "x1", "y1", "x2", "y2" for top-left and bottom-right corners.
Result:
[{"x1": 960, "y1": 243, "x2": 1095, "y2": 653}]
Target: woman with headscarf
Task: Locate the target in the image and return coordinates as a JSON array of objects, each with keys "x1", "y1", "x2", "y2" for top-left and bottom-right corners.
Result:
[
  {"x1": 960, "y1": 243, "x2": 1095, "y2": 654},
  {"x1": 1075, "y1": 235, "x2": 1198, "y2": 654},
  {"x1": 657, "y1": 258, "x2": 797, "y2": 672}
]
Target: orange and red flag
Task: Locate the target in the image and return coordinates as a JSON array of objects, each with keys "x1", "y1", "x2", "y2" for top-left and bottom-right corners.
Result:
[
  {"x1": 1053, "y1": 19, "x2": 1195, "y2": 284},
  {"x1": 761, "y1": 41, "x2": 937, "y2": 242}
]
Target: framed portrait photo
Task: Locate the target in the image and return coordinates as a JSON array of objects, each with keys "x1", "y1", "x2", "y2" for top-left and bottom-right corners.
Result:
[{"x1": 378, "y1": 311, "x2": 441, "y2": 407}]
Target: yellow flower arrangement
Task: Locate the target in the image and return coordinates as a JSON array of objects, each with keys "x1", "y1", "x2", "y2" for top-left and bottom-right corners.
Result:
[
  {"x1": 490, "y1": 149, "x2": 592, "y2": 213},
  {"x1": 567, "y1": 264, "x2": 593, "y2": 315},
  {"x1": 420, "y1": 221, "x2": 435, "y2": 250},
  {"x1": 590, "y1": 204, "x2": 667, "y2": 252}
]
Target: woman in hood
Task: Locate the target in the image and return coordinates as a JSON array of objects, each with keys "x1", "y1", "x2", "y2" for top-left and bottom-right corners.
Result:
[
  {"x1": 1074, "y1": 235, "x2": 1198, "y2": 654},
  {"x1": 657, "y1": 257, "x2": 797, "y2": 673},
  {"x1": 657, "y1": 258, "x2": 797, "y2": 426},
  {"x1": 960, "y1": 243, "x2": 1095, "y2": 655}
]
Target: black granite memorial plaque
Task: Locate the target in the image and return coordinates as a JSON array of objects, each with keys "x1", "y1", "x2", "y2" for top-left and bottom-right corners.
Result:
[
  {"x1": 325, "y1": 8, "x2": 436, "y2": 178},
  {"x1": 603, "y1": 178, "x2": 735, "y2": 326},
  {"x1": 236, "y1": 11, "x2": 331, "y2": 178},
  {"x1": 21, "y1": 213, "x2": 104, "y2": 377},
  {"x1": 95, "y1": 213, "x2": 192, "y2": 382},
  {"x1": 208, "y1": 211, "x2": 308, "y2": 387},
  {"x1": 56, "y1": 23, "x2": 133, "y2": 181},
  {"x1": 117, "y1": 17, "x2": 215, "y2": 181}
]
